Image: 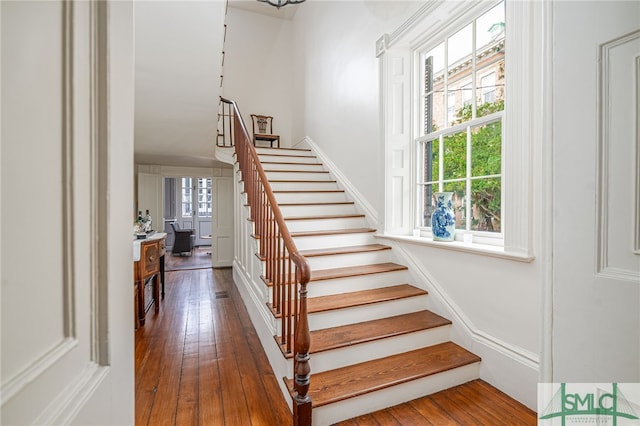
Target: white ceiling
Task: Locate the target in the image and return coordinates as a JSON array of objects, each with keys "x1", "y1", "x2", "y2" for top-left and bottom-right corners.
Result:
[
  {"x1": 134, "y1": 1, "x2": 228, "y2": 168},
  {"x1": 134, "y1": 0, "x2": 301, "y2": 169}
]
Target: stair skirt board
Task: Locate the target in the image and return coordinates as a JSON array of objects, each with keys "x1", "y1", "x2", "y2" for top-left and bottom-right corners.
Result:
[{"x1": 310, "y1": 362, "x2": 480, "y2": 425}]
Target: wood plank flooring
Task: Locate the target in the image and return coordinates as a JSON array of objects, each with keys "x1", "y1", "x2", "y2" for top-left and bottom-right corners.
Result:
[
  {"x1": 135, "y1": 266, "x2": 536, "y2": 425},
  {"x1": 135, "y1": 267, "x2": 291, "y2": 425}
]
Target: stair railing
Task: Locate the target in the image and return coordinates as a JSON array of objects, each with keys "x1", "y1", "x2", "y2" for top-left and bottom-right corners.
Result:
[
  {"x1": 220, "y1": 97, "x2": 312, "y2": 426},
  {"x1": 216, "y1": 98, "x2": 235, "y2": 147}
]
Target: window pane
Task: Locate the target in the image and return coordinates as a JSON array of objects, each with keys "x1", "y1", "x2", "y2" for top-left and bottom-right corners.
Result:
[
  {"x1": 476, "y1": 2, "x2": 505, "y2": 51},
  {"x1": 471, "y1": 177, "x2": 501, "y2": 232},
  {"x1": 443, "y1": 182, "x2": 466, "y2": 230},
  {"x1": 447, "y1": 90, "x2": 457, "y2": 126},
  {"x1": 181, "y1": 177, "x2": 192, "y2": 218},
  {"x1": 197, "y1": 177, "x2": 212, "y2": 217},
  {"x1": 417, "y1": 183, "x2": 436, "y2": 227},
  {"x1": 448, "y1": 24, "x2": 472, "y2": 66},
  {"x1": 443, "y1": 131, "x2": 466, "y2": 181},
  {"x1": 471, "y1": 120, "x2": 502, "y2": 177}
]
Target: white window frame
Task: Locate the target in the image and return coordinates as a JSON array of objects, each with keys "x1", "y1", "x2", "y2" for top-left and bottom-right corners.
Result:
[{"x1": 377, "y1": 0, "x2": 545, "y2": 261}]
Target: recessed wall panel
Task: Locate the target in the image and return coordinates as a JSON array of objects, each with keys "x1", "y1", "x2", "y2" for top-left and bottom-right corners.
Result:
[{"x1": 597, "y1": 30, "x2": 640, "y2": 281}]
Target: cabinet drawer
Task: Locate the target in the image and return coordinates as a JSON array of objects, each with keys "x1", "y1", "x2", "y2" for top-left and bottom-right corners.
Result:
[{"x1": 140, "y1": 240, "x2": 159, "y2": 278}]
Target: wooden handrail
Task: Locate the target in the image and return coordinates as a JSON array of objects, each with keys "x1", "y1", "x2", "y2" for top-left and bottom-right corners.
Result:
[{"x1": 220, "y1": 97, "x2": 312, "y2": 425}]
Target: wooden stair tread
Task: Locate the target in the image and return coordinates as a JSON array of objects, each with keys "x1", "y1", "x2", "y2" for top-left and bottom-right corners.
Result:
[
  {"x1": 306, "y1": 285, "x2": 428, "y2": 314},
  {"x1": 256, "y1": 147, "x2": 311, "y2": 152},
  {"x1": 279, "y1": 201, "x2": 354, "y2": 206},
  {"x1": 277, "y1": 309, "x2": 448, "y2": 357},
  {"x1": 261, "y1": 161, "x2": 322, "y2": 166},
  {"x1": 274, "y1": 189, "x2": 344, "y2": 193},
  {"x1": 269, "y1": 179, "x2": 337, "y2": 183},
  {"x1": 257, "y1": 153, "x2": 316, "y2": 159},
  {"x1": 309, "y1": 309, "x2": 449, "y2": 354},
  {"x1": 311, "y1": 262, "x2": 407, "y2": 281},
  {"x1": 265, "y1": 169, "x2": 329, "y2": 174},
  {"x1": 299, "y1": 244, "x2": 390, "y2": 257},
  {"x1": 285, "y1": 213, "x2": 365, "y2": 221},
  {"x1": 286, "y1": 342, "x2": 481, "y2": 408},
  {"x1": 291, "y1": 228, "x2": 376, "y2": 238}
]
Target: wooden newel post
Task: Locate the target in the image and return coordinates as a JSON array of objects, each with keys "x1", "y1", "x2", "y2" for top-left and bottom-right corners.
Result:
[{"x1": 293, "y1": 259, "x2": 312, "y2": 426}]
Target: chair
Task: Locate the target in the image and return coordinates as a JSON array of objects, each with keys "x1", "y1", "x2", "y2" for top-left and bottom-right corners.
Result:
[
  {"x1": 250, "y1": 114, "x2": 280, "y2": 148},
  {"x1": 169, "y1": 222, "x2": 195, "y2": 256}
]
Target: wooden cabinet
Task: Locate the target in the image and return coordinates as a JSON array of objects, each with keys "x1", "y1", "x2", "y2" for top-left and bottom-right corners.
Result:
[{"x1": 134, "y1": 235, "x2": 165, "y2": 327}]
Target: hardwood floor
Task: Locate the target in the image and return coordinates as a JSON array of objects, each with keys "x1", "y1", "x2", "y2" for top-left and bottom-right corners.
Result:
[
  {"x1": 135, "y1": 266, "x2": 536, "y2": 425},
  {"x1": 135, "y1": 267, "x2": 291, "y2": 425}
]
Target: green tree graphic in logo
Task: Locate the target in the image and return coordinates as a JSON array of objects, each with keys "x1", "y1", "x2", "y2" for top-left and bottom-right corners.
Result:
[{"x1": 540, "y1": 383, "x2": 640, "y2": 425}]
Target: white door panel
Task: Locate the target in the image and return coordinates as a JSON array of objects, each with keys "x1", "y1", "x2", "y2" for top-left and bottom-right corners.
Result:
[
  {"x1": 552, "y1": 3, "x2": 640, "y2": 382},
  {"x1": 1, "y1": 1, "x2": 134, "y2": 424},
  {"x1": 212, "y1": 177, "x2": 234, "y2": 267}
]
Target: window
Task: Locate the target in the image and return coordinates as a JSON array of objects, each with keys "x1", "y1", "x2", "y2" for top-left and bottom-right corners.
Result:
[
  {"x1": 416, "y1": 1, "x2": 505, "y2": 240},
  {"x1": 181, "y1": 177, "x2": 192, "y2": 217},
  {"x1": 379, "y1": 0, "x2": 542, "y2": 259},
  {"x1": 197, "y1": 178, "x2": 212, "y2": 217}
]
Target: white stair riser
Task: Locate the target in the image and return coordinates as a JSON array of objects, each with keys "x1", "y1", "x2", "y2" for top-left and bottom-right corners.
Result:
[
  {"x1": 270, "y1": 181, "x2": 339, "y2": 191},
  {"x1": 259, "y1": 251, "x2": 392, "y2": 273},
  {"x1": 274, "y1": 192, "x2": 348, "y2": 204},
  {"x1": 307, "y1": 270, "x2": 410, "y2": 298},
  {"x1": 262, "y1": 162, "x2": 325, "y2": 172},
  {"x1": 304, "y1": 250, "x2": 392, "y2": 270},
  {"x1": 280, "y1": 203, "x2": 358, "y2": 216},
  {"x1": 293, "y1": 232, "x2": 377, "y2": 250},
  {"x1": 265, "y1": 171, "x2": 332, "y2": 181},
  {"x1": 285, "y1": 217, "x2": 366, "y2": 232},
  {"x1": 255, "y1": 147, "x2": 311, "y2": 157},
  {"x1": 287, "y1": 326, "x2": 452, "y2": 374},
  {"x1": 311, "y1": 363, "x2": 481, "y2": 425},
  {"x1": 307, "y1": 294, "x2": 429, "y2": 330},
  {"x1": 258, "y1": 154, "x2": 319, "y2": 164}
]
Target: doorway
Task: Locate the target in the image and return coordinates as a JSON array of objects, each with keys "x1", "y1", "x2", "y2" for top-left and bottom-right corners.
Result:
[{"x1": 164, "y1": 176, "x2": 212, "y2": 247}]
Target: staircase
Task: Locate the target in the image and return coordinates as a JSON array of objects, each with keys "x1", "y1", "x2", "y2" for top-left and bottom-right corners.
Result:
[{"x1": 251, "y1": 146, "x2": 481, "y2": 425}]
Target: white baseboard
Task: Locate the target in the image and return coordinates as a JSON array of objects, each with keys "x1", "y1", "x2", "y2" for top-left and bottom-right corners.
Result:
[{"x1": 386, "y1": 239, "x2": 539, "y2": 410}]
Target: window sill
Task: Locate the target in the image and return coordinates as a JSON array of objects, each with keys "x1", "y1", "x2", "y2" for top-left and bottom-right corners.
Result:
[{"x1": 375, "y1": 233, "x2": 535, "y2": 263}]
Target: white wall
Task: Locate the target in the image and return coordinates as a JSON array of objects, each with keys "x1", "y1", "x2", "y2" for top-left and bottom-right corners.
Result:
[
  {"x1": 224, "y1": 0, "x2": 640, "y2": 411},
  {"x1": 224, "y1": 7, "x2": 294, "y2": 147},
  {"x1": 286, "y1": 0, "x2": 540, "y2": 407},
  {"x1": 291, "y1": 1, "x2": 424, "y2": 218}
]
